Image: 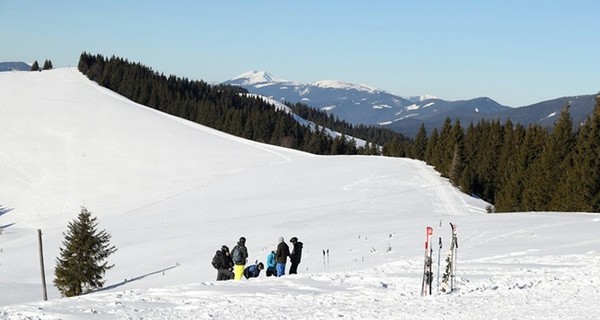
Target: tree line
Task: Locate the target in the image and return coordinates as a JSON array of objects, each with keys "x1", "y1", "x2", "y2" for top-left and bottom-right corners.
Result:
[
  {"x1": 78, "y1": 52, "x2": 409, "y2": 156},
  {"x1": 402, "y1": 98, "x2": 600, "y2": 213},
  {"x1": 31, "y1": 59, "x2": 53, "y2": 71}
]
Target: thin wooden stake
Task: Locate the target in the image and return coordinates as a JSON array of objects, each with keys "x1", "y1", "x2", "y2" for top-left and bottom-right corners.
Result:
[{"x1": 38, "y1": 229, "x2": 48, "y2": 301}]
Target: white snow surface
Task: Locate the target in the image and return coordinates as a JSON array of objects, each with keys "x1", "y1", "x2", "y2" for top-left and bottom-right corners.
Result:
[
  {"x1": 0, "y1": 69, "x2": 599, "y2": 319},
  {"x1": 229, "y1": 70, "x2": 288, "y2": 86},
  {"x1": 404, "y1": 94, "x2": 439, "y2": 102},
  {"x1": 312, "y1": 80, "x2": 380, "y2": 93}
]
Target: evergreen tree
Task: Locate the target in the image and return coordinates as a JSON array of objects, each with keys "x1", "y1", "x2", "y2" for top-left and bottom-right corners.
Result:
[
  {"x1": 31, "y1": 60, "x2": 39, "y2": 71},
  {"x1": 505, "y1": 125, "x2": 547, "y2": 211},
  {"x1": 43, "y1": 59, "x2": 53, "y2": 70},
  {"x1": 494, "y1": 121, "x2": 526, "y2": 211},
  {"x1": 447, "y1": 120, "x2": 465, "y2": 183},
  {"x1": 54, "y1": 207, "x2": 117, "y2": 297},
  {"x1": 437, "y1": 118, "x2": 454, "y2": 177},
  {"x1": 413, "y1": 124, "x2": 428, "y2": 160},
  {"x1": 558, "y1": 95, "x2": 600, "y2": 211},
  {"x1": 530, "y1": 105, "x2": 574, "y2": 211},
  {"x1": 424, "y1": 128, "x2": 440, "y2": 166}
]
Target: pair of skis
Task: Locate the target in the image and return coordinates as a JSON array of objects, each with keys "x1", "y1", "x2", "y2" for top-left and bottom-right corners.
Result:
[
  {"x1": 441, "y1": 223, "x2": 458, "y2": 293},
  {"x1": 421, "y1": 222, "x2": 458, "y2": 296},
  {"x1": 421, "y1": 227, "x2": 434, "y2": 296}
]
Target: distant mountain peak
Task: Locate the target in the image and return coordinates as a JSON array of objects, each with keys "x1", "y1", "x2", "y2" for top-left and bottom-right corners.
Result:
[
  {"x1": 312, "y1": 80, "x2": 381, "y2": 93},
  {"x1": 404, "y1": 94, "x2": 438, "y2": 102},
  {"x1": 230, "y1": 70, "x2": 286, "y2": 86}
]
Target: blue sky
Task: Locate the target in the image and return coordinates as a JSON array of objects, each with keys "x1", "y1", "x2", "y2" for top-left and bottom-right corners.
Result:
[{"x1": 1, "y1": 1, "x2": 599, "y2": 107}]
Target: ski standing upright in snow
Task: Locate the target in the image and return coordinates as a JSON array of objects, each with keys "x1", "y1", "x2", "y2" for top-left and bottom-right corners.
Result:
[
  {"x1": 421, "y1": 226, "x2": 433, "y2": 296},
  {"x1": 441, "y1": 222, "x2": 458, "y2": 293},
  {"x1": 436, "y1": 236, "x2": 442, "y2": 294}
]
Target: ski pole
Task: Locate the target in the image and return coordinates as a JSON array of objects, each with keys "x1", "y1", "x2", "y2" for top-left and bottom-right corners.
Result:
[{"x1": 437, "y1": 237, "x2": 442, "y2": 294}]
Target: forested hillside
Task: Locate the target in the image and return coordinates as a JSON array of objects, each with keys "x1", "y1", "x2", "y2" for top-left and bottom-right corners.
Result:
[
  {"x1": 399, "y1": 100, "x2": 600, "y2": 213},
  {"x1": 78, "y1": 53, "x2": 408, "y2": 156}
]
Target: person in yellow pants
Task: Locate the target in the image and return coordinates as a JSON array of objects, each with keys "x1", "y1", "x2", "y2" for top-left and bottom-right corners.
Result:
[{"x1": 231, "y1": 236, "x2": 248, "y2": 280}]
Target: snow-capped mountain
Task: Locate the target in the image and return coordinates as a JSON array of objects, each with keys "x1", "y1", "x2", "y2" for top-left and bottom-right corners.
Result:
[
  {"x1": 404, "y1": 94, "x2": 439, "y2": 103},
  {"x1": 228, "y1": 70, "x2": 285, "y2": 87},
  {"x1": 224, "y1": 71, "x2": 511, "y2": 137},
  {"x1": 225, "y1": 71, "x2": 598, "y2": 138},
  {"x1": 224, "y1": 70, "x2": 415, "y2": 125}
]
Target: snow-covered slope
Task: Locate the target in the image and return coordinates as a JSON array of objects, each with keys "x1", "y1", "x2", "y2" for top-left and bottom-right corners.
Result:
[{"x1": 1, "y1": 69, "x2": 599, "y2": 319}]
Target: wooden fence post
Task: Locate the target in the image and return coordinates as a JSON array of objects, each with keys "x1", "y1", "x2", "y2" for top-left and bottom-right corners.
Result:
[{"x1": 38, "y1": 229, "x2": 48, "y2": 301}]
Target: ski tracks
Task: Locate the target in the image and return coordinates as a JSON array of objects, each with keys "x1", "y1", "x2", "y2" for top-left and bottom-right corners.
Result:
[
  {"x1": 416, "y1": 163, "x2": 466, "y2": 216},
  {"x1": 0, "y1": 145, "x2": 47, "y2": 218}
]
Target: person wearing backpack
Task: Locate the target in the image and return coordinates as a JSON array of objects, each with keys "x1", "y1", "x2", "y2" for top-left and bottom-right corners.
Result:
[
  {"x1": 243, "y1": 262, "x2": 264, "y2": 279},
  {"x1": 289, "y1": 237, "x2": 303, "y2": 275},
  {"x1": 265, "y1": 250, "x2": 277, "y2": 277},
  {"x1": 275, "y1": 236, "x2": 290, "y2": 277},
  {"x1": 213, "y1": 245, "x2": 234, "y2": 281},
  {"x1": 231, "y1": 236, "x2": 248, "y2": 280}
]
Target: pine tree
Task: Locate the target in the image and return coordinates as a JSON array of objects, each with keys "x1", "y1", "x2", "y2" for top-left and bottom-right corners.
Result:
[
  {"x1": 558, "y1": 94, "x2": 600, "y2": 211},
  {"x1": 43, "y1": 59, "x2": 53, "y2": 70},
  {"x1": 424, "y1": 128, "x2": 440, "y2": 166},
  {"x1": 413, "y1": 124, "x2": 428, "y2": 160},
  {"x1": 534, "y1": 104, "x2": 574, "y2": 211},
  {"x1": 31, "y1": 60, "x2": 40, "y2": 71},
  {"x1": 54, "y1": 207, "x2": 117, "y2": 297},
  {"x1": 509, "y1": 125, "x2": 547, "y2": 211},
  {"x1": 495, "y1": 122, "x2": 526, "y2": 211},
  {"x1": 447, "y1": 120, "x2": 465, "y2": 183},
  {"x1": 437, "y1": 117, "x2": 454, "y2": 177}
]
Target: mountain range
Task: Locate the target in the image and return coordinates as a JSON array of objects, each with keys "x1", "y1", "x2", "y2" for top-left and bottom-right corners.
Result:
[{"x1": 225, "y1": 71, "x2": 597, "y2": 137}]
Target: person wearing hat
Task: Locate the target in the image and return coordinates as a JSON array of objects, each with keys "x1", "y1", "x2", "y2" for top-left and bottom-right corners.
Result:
[
  {"x1": 275, "y1": 236, "x2": 290, "y2": 277},
  {"x1": 216, "y1": 245, "x2": 234, "y2": 281},
  {"x1": 289, "y1": 237, "x2": 303, "y2": 275},
  {"x1": 243, "y1": 262, "x2": 264, "y2": 279},
  {"x1": 231, "y1": 236, "x2": 248, "y2": 280}
]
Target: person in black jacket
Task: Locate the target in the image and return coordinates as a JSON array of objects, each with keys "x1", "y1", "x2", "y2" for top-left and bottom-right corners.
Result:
[
  {"x1": 289, "y1": 237, "x2": 303, "y2": 274},
  {"x1": 216, "y1": 245, "x2": 234, "y2": 281},
  {"x1": 275, "y1": 236, "x2": 290, "y2": 277}
]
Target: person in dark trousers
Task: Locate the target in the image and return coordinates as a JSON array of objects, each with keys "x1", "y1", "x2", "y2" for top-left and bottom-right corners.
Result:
[
  {"x1": 289, "y1": 237, "x2": 303, "y2": 274},
  {"x1": 243, "y1": 262, "x2": 264, "y2": 279},
  {"x1": 216, "y1": 245, "x2": 234, "y2": 281},
  {"x1": 275, "y1": 236, "x2": 290, "y2": 277},
  {"x1": 266, "y1": 250, "x2": 277, "y2": 277}
]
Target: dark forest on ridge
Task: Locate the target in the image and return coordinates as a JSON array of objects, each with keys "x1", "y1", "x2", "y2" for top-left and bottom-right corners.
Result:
[{"x1": 78, "y1": 52, "x2": 600, "y2": 213}]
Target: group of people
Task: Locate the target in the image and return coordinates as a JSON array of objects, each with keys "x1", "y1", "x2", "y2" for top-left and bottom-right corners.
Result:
[{"x1": 213, "y1": 236, "x2": 303, "y2": 281}]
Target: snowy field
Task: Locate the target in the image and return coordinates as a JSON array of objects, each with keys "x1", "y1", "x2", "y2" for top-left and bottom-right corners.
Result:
[{"x1": 0, "y1": 69, "x2": 599, "y2": 319}]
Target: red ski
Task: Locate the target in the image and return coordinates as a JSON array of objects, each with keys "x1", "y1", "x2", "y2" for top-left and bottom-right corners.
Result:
[{"x1": 421, "y1": 226, "x2": 434, "y2": 296}]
